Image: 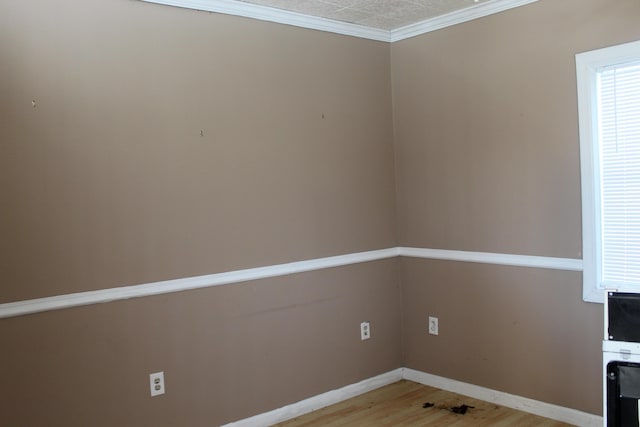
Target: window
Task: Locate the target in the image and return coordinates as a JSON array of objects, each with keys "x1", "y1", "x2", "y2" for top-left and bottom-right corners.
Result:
[{"x1": 577, "y1": 40, "x2": 640, "y2": 303}]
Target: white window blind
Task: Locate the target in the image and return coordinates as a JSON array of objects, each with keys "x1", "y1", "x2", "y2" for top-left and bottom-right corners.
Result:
[
  {"x1": 598, "y1": 62, "x2": 640, "y2": 288},
  {"x1": 577, "y1": 40, "x2": 640, "y2": 302}
]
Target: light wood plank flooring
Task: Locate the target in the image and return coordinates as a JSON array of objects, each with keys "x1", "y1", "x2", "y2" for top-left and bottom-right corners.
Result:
[{"x1": 273, "y1": 380, "x2": 574, "y2": 426}]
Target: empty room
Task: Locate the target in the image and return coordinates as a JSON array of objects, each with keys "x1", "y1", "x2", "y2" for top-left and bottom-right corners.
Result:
[{"x1": 2, "y1": 0, "x2": 640, "y2": 425}]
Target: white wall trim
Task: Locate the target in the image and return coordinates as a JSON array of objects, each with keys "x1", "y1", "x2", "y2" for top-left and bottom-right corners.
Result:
[
  {"x1": 139, "y1": 0, "x2": 539, "y2": 43},
  {"x1": 399, "y1": 247, "x2": 583, "y2": 271},
  {"x1": 0, "y1": 247, "x2": 583, "y2": 319},
  {"x1": 220, "y1": 369, "x2": 403, "y2": 427},
  {"x1": 390, "y1": 0, "x2": 540, "y2": 42},
  {"x1": 0, "y1": 247, "x2": 582, "y2": 319},
  {"x1": 0, "y1": 248, "x2": 399, "y2": 319},
  {"x1": 402, "y1": 368, "x2": 602, "y2": 427},
  {"x1": 139, "y1": 0, "x2": 390, "y2": 42}
]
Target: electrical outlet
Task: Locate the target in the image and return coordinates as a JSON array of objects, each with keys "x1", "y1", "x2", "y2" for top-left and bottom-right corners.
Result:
[
  {"x1": 428, "y1": 316, "x2": 439, "y2": 335},
  {"x1": 360, "y1": 321, "x2": 371, "y2": 340},
  {"x1": 149, "y1": 372, "x2": 165, "y2": 397}
]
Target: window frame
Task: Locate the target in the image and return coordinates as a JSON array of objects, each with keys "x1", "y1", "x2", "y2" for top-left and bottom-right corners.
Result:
[{"x1": 576, "y1": 39, "x2": 640, "y2": 303}]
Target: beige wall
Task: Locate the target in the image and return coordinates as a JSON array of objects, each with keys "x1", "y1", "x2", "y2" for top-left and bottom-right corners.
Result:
[
  {"x1": 3, "y1": 0, "x2": 640, "y2": 424},
  {"x1": 0, "y1": 261, "x2": 402, "y2": 426},
  {"x1": 401, "y1": 258, "x2": 602, "y2": 413},
  {"x1": 0, "y1": 0, "x2": 396, "y2": 303},
  {"x1": 392, "y1": 0, "x2": 640, "y2": 415},
  {"x1": 0, "y1": 0, "x2": 400, "y2": 425}
]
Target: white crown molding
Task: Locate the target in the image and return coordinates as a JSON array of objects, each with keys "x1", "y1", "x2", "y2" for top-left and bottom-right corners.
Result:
[
  {"x1": 390, "y1": 0, "x2": 541, "y2": 42},
  {"x1": 221, "y1": 369, "x2": 403, "y2": 427},
  {"x1": 139, "y1": 0, "x2": 391, "y2": 42},
  {"x1": 403, "y1": 368, "x2": 602, "y2": 427},
  {"x1": 398, "y1": 247, "x2": 583, "y2": 271},
  {"x1": 139, "y1": 0, "x2": 540, "y2": 43}
]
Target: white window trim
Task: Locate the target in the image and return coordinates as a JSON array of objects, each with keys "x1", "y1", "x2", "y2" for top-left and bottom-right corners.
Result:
[{"x1": 576, "y1": 39, "x2": 640, "y2": 303}]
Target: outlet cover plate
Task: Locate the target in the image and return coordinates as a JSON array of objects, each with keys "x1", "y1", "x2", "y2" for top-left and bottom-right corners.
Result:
[
  {"x1": 150, "y1": 371, "x2": 165, "y2": 396},
  {"x1": 428, "y1": 316, "x2": 439, "y2": 335},
  {"x1": 360, "y1": 321, "x2": 371, "y2": 340}
]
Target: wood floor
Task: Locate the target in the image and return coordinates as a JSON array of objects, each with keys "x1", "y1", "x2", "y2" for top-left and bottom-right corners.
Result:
[{"x1": 273, "y1": 380, "x2": 574, "y2": 427}]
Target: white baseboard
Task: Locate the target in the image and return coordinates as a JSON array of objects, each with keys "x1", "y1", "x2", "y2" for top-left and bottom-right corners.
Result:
[
  {"x1": 220, "y1": 367, "x2": 602, "y2": 427},
  {"x1": 220, "y1": 368, "x2": 403, "y2": 427},
  {"x1": 403, "y1": 368, "x2": 602, "y2": 427}
]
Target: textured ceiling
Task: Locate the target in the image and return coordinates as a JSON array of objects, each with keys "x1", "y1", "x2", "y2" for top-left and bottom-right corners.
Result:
[{"x1": 235, "y1": 0, "x2": 489, "y2": 30}]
